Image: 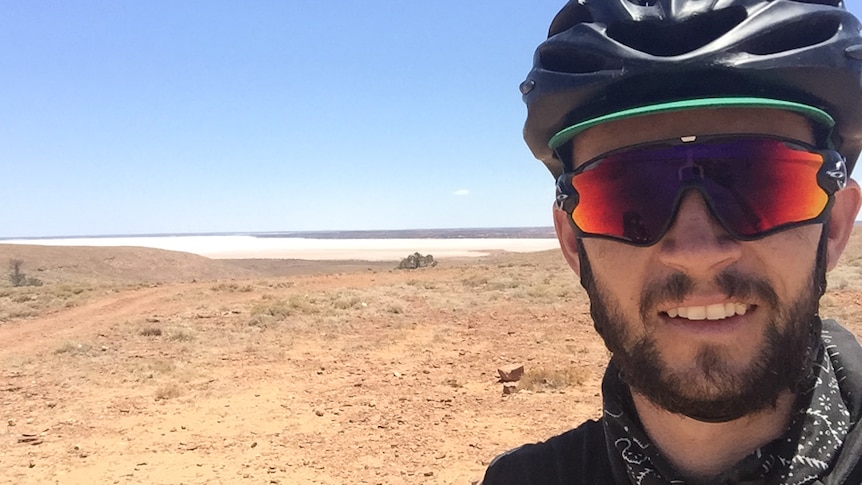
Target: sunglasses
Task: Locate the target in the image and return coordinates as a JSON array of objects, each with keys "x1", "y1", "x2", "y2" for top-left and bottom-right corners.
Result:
[{"x1": 555, "y1": 136, "x2": 847, "y2": 246}]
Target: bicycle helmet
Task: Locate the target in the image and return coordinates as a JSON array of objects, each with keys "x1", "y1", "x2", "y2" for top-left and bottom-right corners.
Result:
[{"x1": 522, "y1": 0, "x2": 862, "y2": 178}]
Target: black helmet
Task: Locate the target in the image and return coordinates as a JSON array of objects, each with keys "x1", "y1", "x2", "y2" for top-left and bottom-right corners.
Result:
[{"x1": 522, "y1": 0, "x2": 862, "y2": 178}]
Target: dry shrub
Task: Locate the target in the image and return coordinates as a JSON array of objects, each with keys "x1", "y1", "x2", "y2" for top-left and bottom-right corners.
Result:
[
  {"x1": 462, "y1": 275, "x2": 489, "y2": 288},
  {"x1": 518, "y1": 366, "x2": 587, "y2": 392},
  {"x1": 154, "y1": 383, "x2": 182, "y2": 401},
  {"x1": 287, "y1": 294, "x2": 319, "y2": 314},
  {"x1": 386, "y1": 303, "x2": 404, "y2": 314},
  {"x1": 147, "y1": 359, "x2": 175, "y2": 375},
  {"x1": 55, "y1": 341, "x2": 95, "y2": 356},
  {"x1": 248, "y1": 314, "x2": 274, "y2": 328},
  {"x1": 249, "y1": 293, "x2": 350, "y2": 328},
  {"x1": 211, "y1": 282, "x2": 239, "y2": 292},
  {"x1": 210, "y1": 282, "x2": 252, "y2": 292},
  {"x1": 168, "y1": 327, "x2": 195, "y2": 342},
  {"x1": 252, "y1": 294, "x2": 320, "y2": 318},
  {"x1": 331, "y1": 293, "x2": 362, "y2": 310},
  {"x1": 251, "y1": 300, "x2": 293, "y2": 320},
  {"x1": 406, "y1": 279, "x2": 438, "y2": 290},
  {"x1": 488, "y1": 278, "x2": 521, "y2": 290},
  {"x1": 140, "y1": 327, "x2": 162, "y2": 337}
]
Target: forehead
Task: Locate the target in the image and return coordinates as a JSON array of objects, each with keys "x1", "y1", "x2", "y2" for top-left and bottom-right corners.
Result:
[{"x1": 570, "y1": 108, "x2": 816, "y2": 166}]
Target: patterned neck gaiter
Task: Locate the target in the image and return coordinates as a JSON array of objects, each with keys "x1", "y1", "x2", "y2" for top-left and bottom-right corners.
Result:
[{"x1": 602, "y1": 335, "x2": 850, "y2": 485}]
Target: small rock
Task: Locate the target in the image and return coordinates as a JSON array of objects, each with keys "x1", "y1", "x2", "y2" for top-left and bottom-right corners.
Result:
[
  {"x1": 502, "y1": 383, "x2": 519, "y2": 395},
  {"x1": 497, "y1": 364, "x2": 525, "y2": 383},
  {"x1": 314, "y1": 408, "x2": 324, "y2": 417}
]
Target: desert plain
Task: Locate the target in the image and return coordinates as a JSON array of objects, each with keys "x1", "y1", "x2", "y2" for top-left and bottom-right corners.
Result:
[{"x1": 3, "y1": 231, "x2": 862, "y2": 485}]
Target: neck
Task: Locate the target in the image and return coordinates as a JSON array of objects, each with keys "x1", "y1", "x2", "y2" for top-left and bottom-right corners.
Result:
[{"x1": 632, "y1": 390, "x2": 797, "y2": 481}]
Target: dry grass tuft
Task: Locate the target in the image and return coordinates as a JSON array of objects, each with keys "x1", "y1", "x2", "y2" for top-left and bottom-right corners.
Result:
[
  {"x1": 462, "y1": 275, "x2": 489, "y2": 288},
  {"x1": 168, "y1": 327, "x2": 195, "y2": 342},
  {"x1": 210, "y1": 282, "x2": 254, "y2": 292},
  {"x1": 154, "y1": 383, "x2": 182, "y2": 401},
  {"x1": 332, "y1": 294, "x2": 363, "y2": 310},
  {"x1": 54, "y1": 341, "x2": 95, "y2": 356},
  {"x1": 385, "y1": 303, "x2": 404, "y2": 314},
  {"x1": 140, "y1": 327, "x2": 162, "y2": 337}
]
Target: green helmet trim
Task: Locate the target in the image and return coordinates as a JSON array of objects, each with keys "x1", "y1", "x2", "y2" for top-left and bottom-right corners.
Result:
[{"x1": 548, "y1": 97, "x2": 836, "y2": 150}]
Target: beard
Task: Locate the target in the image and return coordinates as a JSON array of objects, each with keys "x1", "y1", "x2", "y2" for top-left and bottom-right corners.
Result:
[{"x1": 579, "y1": 238, "x2": 825, "y2": 422}]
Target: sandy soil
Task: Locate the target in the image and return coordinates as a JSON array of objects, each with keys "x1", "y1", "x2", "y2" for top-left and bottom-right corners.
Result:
[{"x1": 2, "y1": 236, "x2": 862, "y2": 484}]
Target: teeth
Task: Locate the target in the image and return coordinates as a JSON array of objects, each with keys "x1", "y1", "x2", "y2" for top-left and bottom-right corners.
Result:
[
  {"x1": 664, "y1": 303, "x2": 750, "y2": 321},
  {"x1": 705, "y1": 303, "x2": 725, "y2": 320},
  {"x1": 687, "y1": 306, "x2": 706, "y2": 320}
]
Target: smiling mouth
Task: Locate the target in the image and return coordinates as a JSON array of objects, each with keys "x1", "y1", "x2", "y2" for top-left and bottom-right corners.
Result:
[{"x1": 663, "y1": 303, "x2": 751, "y2": 321}]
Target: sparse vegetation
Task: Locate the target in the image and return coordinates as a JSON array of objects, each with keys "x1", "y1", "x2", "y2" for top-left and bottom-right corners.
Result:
[
  {"x1": 385, "y1": 303, "x2": 404, "y2": 314},
  {"x1": 462, "y1": 275, "x2": 489, "y2": 287},
  {"x1": 332, "y1": 294, "x2": 363, "y2": 310},
  {"x1": 210, "y1": 282, "x2": 254, "y2": 292},
  {"x1": 168, "y1": 327, "x2": 195, "y2": 342},
  {"x1": 140, "y1": 327, "x2": 163, "y2": 337},
  {"x1": 55, "y1": 341, "x2": 95, "y2": 356},
  {"x1": 8, "y1": 259, "x2": 42, "y2": 287},
  {"x1": 5, "y1": 235, "x2": 862, "y2": 483},
  {"x1": 396, "y1": 252, "x2": 437, "y2": 270},
  {"x1": 154, "y1": 383, "x2": 182, "y2": 401},
  {"x1": 518, "y1": 366, "x2": 588, "y2": 392}
]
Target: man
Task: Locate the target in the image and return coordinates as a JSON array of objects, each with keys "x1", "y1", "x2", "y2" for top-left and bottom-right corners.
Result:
[{"x1": 483, "y1": 1, "x2": 862, "y2": 483}]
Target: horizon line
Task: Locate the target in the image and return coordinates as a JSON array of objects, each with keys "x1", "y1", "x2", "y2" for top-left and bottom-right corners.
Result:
[{"x1": 0, "y1": 226, "x2": 558, "y2": 242}]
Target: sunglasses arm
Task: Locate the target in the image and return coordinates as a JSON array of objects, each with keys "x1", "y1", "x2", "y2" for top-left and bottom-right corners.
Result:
[
  {"x1": 818, "y1": 151, "x2": 848, "y2": 194},
  {"x1": 555, "y1": 173, "x2": 578, "y2": 213}
]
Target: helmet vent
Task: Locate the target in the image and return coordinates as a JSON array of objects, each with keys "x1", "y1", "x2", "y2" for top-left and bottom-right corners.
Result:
[
  {"x1": 605, "y1": 6, "x2": 747, "y2": 56},
  {"x1": 539, "y1": 46, "x2": 622, "y2": 74},
  {"x1": 740, "y1": 15, "x2": 841, "y2": 55},
  {"x1": 548, "y1": 3, "x2": 594, "y2": 38}
]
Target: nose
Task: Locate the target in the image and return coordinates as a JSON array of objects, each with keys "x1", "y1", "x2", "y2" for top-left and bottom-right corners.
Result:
[{"x1": 657, "y1": 189, "x2": 742, "y2": 277}]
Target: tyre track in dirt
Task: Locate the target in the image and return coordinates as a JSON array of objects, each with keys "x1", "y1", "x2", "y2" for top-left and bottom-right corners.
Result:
[{"x1": 0, "y1": 286, "x2": 184, "y2": 360}]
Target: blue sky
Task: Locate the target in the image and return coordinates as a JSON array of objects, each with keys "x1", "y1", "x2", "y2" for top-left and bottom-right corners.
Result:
[{"x1": 2, "y1": 1, "x2": 862, "y2": 238}]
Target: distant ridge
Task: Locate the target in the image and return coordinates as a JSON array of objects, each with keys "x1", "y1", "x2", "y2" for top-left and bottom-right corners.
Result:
[{"x1": 254, "y1": 227, "x2": 557, "y2": 240}]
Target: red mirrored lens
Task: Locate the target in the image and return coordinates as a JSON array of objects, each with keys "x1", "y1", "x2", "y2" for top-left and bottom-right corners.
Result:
[{"x1": 568, "y1": 138, "x2": 828, "y2": 244}]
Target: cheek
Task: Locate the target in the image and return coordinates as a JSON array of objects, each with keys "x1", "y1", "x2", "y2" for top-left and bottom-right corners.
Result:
[
  {"x1": 750, "y1": 225, "x2": 822, "y2": 297},
  {"x1": 581, "y1": 239, "x2": 654, "y2": 310}
]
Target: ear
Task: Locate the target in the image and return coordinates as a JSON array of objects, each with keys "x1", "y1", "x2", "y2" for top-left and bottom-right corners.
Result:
[
  {"x1": 826, "y1": 179, "x2": 862, "y2": 271},
  {"x1": 553, "y1": 205, "x2": 582, "y2": 275}
]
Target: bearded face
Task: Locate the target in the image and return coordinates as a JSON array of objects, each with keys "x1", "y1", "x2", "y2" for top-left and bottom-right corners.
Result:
[{"x1": 578, "y1": 240, "x2": 824, "y2": 421}]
